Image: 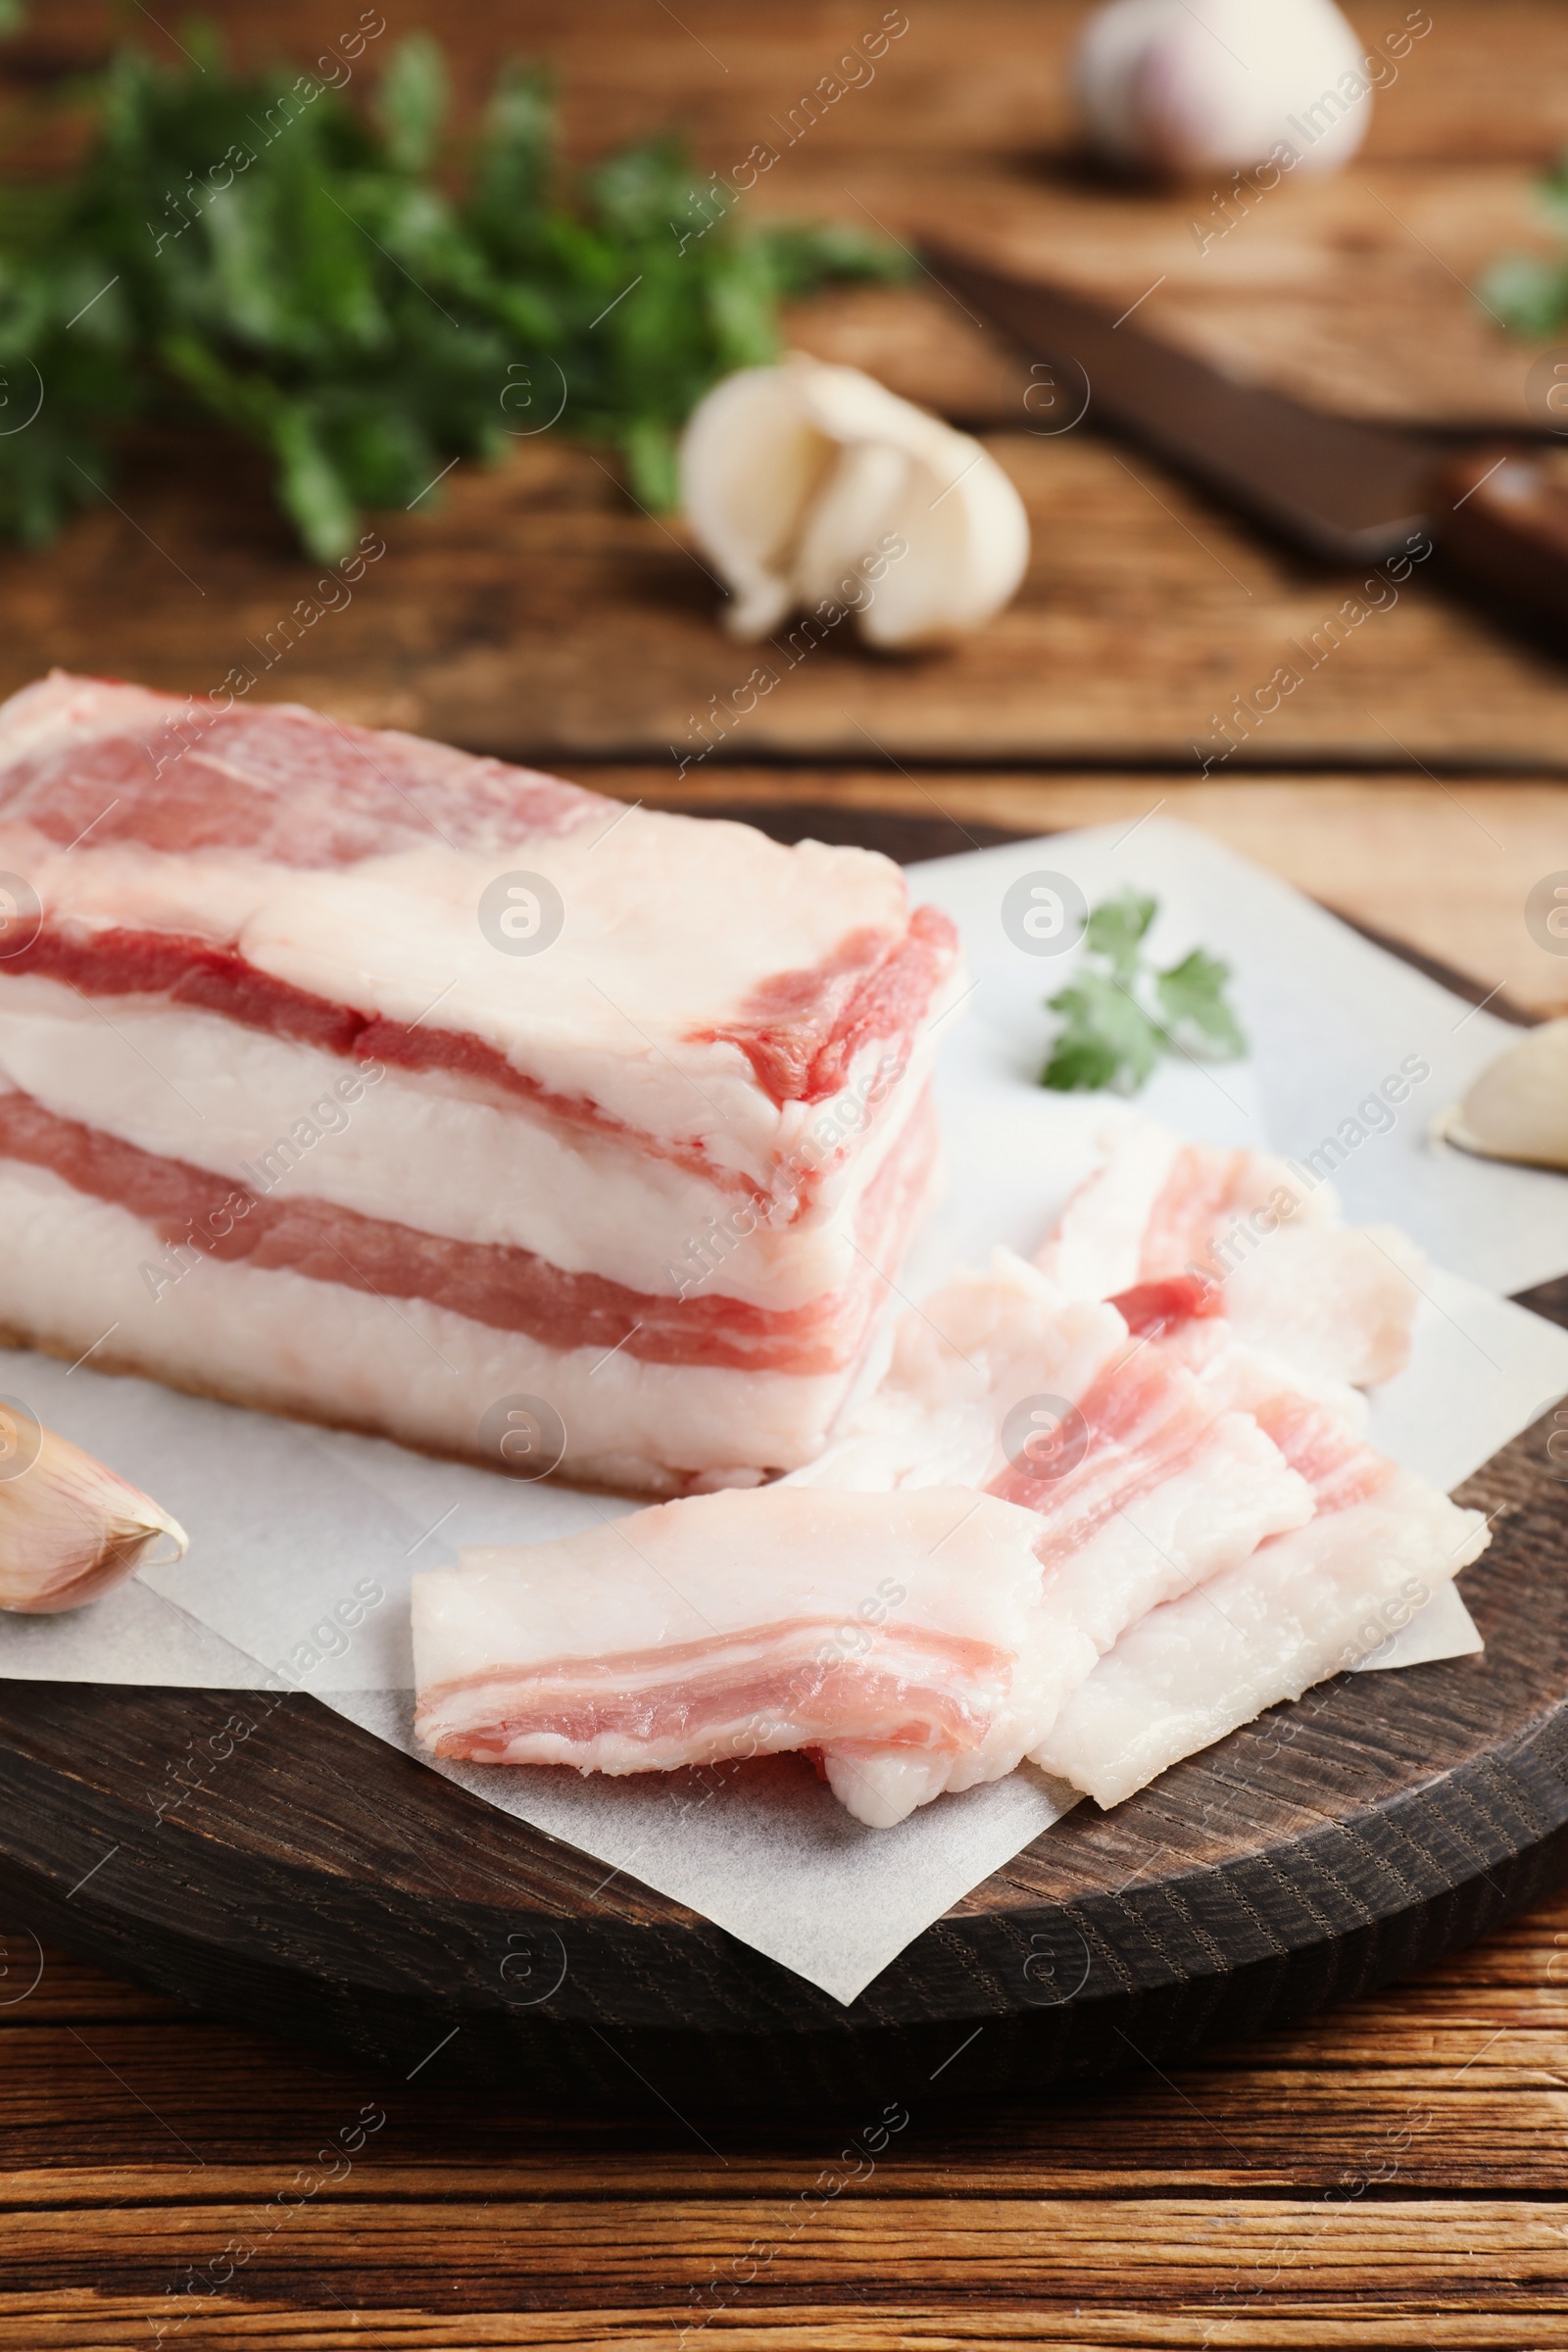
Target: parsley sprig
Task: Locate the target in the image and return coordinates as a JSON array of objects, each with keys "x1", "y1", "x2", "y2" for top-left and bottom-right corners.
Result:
[
  {"x1": 1041, "y1": 891, "x2": 1248, "y2": 1094},
  {"x1": 1478, "y1": 152, "x2": 1568, "y2": 335},
  {"x1": 0, "y1": 25, "x2": 905, "y2": 558}
]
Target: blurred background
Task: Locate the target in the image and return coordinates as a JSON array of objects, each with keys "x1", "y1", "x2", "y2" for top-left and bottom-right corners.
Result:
[{"x1": 2, "y1": 0, "x2": 1566, "y2": 1011}]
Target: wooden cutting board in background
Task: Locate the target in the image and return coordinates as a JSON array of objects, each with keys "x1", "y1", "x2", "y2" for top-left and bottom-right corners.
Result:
[{"x1": 782, "y1": 164, "x2": 1562, "y2": 433}]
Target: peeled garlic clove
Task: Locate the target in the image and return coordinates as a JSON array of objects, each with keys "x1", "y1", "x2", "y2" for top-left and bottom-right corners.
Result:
[
  {"x1": 790, "y1": 438, "x2": 912, "y2": 611},
  {"x1": 1436, "y1": 1016, "x2": 1568, "y2": 1172},
  {"x1": 1075, "y1": 0, "x2": 1370, "y2": 179},
  {"x1": 679, "y1": 355, "x2": 1029, "y2": 650},
  {"x1": 0, "y1": 1409, "x2": 188, "y2": 1612},
  {"x1": 679, "y1": 364, "x2": 835, "y2": 638}
]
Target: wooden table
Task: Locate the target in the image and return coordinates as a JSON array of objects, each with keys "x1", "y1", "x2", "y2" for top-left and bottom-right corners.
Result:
[
  {"x1": 6, "y1": 1894, "x2": 1568, "y2": 2348},
  {"x1": 2, "y1": 3, "x2": 1568, "y2": 2342}
]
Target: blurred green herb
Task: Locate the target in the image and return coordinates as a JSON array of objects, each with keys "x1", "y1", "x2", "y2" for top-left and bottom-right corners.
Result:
[
  {"x1": 0, "y1": 24, "x2": 906, "y2": 557},
  {"x1": 1478, "y1": 152, "x2": 1568, "y2": 336},
  {"x1": 1041, "y1": 890, "x2": 1247, "y2": 1094}
]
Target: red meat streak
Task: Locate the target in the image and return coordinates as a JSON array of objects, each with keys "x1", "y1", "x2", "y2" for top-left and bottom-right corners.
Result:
[{"x1": 416, "y1": 1621, "x2": 1009, "y2": 1763}]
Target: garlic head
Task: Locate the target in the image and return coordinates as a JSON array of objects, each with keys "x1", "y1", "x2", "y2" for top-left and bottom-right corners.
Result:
[
  {"x1": 679, "y1": 356, "x2": 1030, "y2": 650},
  {"x1": 1074, "y1": 0, "x2": 1371, "y2": 180},
  {"x1": 1437, "y1": 1017, "x2": 1568, "y2": 1173}
]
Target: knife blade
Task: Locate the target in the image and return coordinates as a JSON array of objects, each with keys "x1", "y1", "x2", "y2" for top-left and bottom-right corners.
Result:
[{"x1": 928, "y1": 242, "x2": 1568, "y2": 627}]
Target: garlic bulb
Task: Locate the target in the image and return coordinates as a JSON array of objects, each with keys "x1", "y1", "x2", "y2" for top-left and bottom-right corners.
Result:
[
  {"x1": 679, "y1": 356, "x2": 1030, "y2": 649},
  {"x1": 0, "y1": 1409, "x2": 188, "y2": 1612},
  {"x1": 1436, "y1": 1017, "x2": 1568, "y2": 1174},
  {"x1": 1075, "y1": 0, "x2": 1371, "y2": 180}
]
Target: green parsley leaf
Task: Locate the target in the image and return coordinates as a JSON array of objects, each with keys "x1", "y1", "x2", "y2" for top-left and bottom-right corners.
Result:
[
  {"x1": 1040, "y1": 891, "x2": 1248, "y2": 1095},
  {"x1": 1083, "y1": 888, "x2": 1156, "y2": 981},
  {"x1": 1154, "y1": 945, "x2": 1248, "y2": 1057},
  {"x1": 1482, "y1": 149, "x2": 1568, "y2": 336},
  {"x1": 1042, "y1": 969, "x2": 1164, "y2": 1095},
  {"x1": 0, "y1": 26, "x2": 909, "y2": 557}
]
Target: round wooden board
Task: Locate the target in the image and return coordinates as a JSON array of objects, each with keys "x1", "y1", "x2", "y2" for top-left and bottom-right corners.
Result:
[{"x1": 0, "y1": 809, "x2": 1563, "y2": 2119}]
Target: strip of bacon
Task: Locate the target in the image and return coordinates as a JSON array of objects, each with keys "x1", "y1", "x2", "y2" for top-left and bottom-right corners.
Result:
[
  {"x1": 1031, "y1": 1453, "x2": 1488, "y2": 1808},
  {"x1": 412, "y1": 1486, "x2": 1060, "y2": 1825},
  {"x1": 1027, "y1": 1281, "x2": 1487, "y2": 1802}
]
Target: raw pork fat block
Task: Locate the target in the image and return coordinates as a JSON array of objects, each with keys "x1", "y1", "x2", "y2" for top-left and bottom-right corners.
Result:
[{"x1": 0, "y1": 674, "x2": 961, "y2": 1493}]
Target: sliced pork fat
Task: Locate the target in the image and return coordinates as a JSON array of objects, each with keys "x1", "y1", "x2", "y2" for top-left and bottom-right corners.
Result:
[
  {"x1": 792, "y1": 1250, "x2": 1316, "y2": 1822},
  {"x1": 412, "y1": 1485, "x2": 1061, "y2": 1828},
  {"x1": 1035, "y1": 1122, "x2": 1423, "y2": 1386},
  {"x1": 1032, "y1": 1453, "x2": 1489, "y2": 1807}
]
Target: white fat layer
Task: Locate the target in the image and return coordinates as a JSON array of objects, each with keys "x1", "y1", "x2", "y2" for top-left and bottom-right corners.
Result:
[
  {"x1": 820, "y1": 1748, "x2": 956, "y2": 1830},
  {"x1": 1032, "y1": 1470, "x2": 1489, "y2": 1807},
  {"x1": 0, "y1": 974, "x2": 927, "y2": 1306},
  {"x1": 1225, "y1": 1224, "x2": 1425, "y2": 1388},
  {"x1": 1033, "y1": 1118, "x2": 1343, "y2": 1300},
  {"x1": 3, "y1": 803, "x2": 957, "y2": 1181},
  {"x1": 1155, "y1": 1319, "x2": 1371, "y2": 1432},
  {"x1": 418, "y1": 1487, "x2": 1045, "y2": 1680},
  {"x1": 1033, "y1": 1117, "x2": 1183, "y2": 1298},
  {"x1": 0, "y1": 1161, "x2": 876, "y2": 1491}
]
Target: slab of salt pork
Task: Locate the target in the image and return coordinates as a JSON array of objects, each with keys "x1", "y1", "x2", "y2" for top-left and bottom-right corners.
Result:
[{"x1": 0, "y1": 674, "x2": 960, "y2": 1493}]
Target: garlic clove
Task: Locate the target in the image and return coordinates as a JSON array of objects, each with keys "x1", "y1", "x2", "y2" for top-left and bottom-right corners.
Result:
[
  {"x1": 1075, "y1": 0, "x2": 1370, "y2": 180},
  {"x1": 678, "y1": 363, "x2": 838, "y2": 638},
  {"x1": 1436, "y1": 1016, "x2": 1568, "y2": 1173},
  {"x1": 790, "y1": 438, "x2": 912, "y2": 612},
  {"x1": 679, "y1": 355, "x2": 1030, "y2": 650},
  {"x1": 858, "y1": 440, "x2": 1032, "y2": 649},
  {"x1": 0, "y1": 1408, "x2": 189, "y2": 1613}
]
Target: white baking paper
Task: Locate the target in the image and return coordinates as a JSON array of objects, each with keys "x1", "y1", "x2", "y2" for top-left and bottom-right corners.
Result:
[
  {"x1": 0, "y1": 818, "x2": 1562, "y2": 2004},
  {"x1": 1354, "y1": 1578, "x2": 1485, "y2": 1673}
]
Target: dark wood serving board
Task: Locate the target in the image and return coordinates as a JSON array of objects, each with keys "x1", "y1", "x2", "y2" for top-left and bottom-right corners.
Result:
[{"x1": 0, "y1": 811, "x2": 1563, "y2": 2120}]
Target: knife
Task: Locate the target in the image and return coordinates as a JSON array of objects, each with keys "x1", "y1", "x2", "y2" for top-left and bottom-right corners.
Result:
[{"x1": 927, "y1": 243, "x2": 1568, "y2": 628}]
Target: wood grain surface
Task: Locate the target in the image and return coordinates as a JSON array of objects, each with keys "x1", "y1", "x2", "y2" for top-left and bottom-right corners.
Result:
[
  {"x1": 3, "y1": 5, "x2": 1568, "y2": 776},
  {"x1": 18, "y1": 420, "x2": 1568, "y2": 775},
  {"x1": 12, "y1": 0, "x2": 1568, "y2": 166},
  {"x1": 4, "y1": 1889, "x2": 1568, "y2": 2346},
  {"x1": 10, "y1": 0, "x2": 1568, "y2": 433}
]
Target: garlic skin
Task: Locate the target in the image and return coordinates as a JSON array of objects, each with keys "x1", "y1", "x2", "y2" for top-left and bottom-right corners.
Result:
[
  {"x1": 1074, "y1": 0, "x2": 1371, "y2": 180},
  {"x1": 0, "y1": 1414, "x2": 188, "y2": 1613},
  {"x1": 679, "y1": 356, "x2": 1030, "y2": 649},
  {"x1": 1437, "y1": 1018, "x2": 1568, "y2": 1174}
]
